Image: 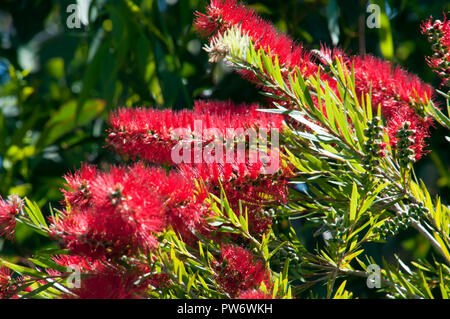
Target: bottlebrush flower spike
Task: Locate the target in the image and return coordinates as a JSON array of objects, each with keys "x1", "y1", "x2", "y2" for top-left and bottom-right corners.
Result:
[
  {"x1": 238, "y1": 289, "x2": 273, "y2": 299},
  {"x1": 350, "y1": 55, "x2": 434, "y2": 112},
  {"x1": 107, "y1": 100, "x2": 284, "y2": 165},
  {"x1": 195, "y1": 1, "x2": 318, "y2": 108},
  {"x1": 64, "y1": 266, "x2": 149, "y2": 299},
  {"x1": 52, "y1": 254, "x2": 107, "y2": 272},
  {"x1": 312, "y1": 45, "x2": 434, "y2": 160},
  {"x1": 349, "y1": 54, "x2": 433, "y2": 158},
  {"x1": 194, "y1": 0, "x2": 316, "y2": 76},
  {"x1": 421, "y1": 14, "x2": 450, "y2": 87},
  {"x1": 214, "y1": 245, "x2": 270, "y2": 298},
  {"x1": 56, "y1": 163, "x2": 211, "y2": 253},
  {"x1": 0, "y1": 195, "x2": 24, "y2": 239},
  {"x1": 0, "y1": 266, "x2": 13, "y2": 299},
  {"x1": 180, "y1": 149, "x2": 291, "y2": 235},
  {"x1": 50, "y1": 164, "x2": 166, "y2": 258},
  {"x1": 61, "y1": 164, "x2": 97, "y2": 210},
  {"x1": 138, "y1": 165, "x2": 211, "y2": 245}
]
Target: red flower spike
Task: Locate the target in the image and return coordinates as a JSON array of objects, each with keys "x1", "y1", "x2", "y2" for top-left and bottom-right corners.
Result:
[
  {"x1": 0, "y1": 195, "x2": 23, "y2": 239},
  {"x1": 0, "y1": 267, "x2": 14, "y2": 299},
  {"x1": 50, "y1": 164, "x2": 167, "y2": 258},
  {"x1": 52, "y1": 163, "x2": 213, "y2": 255},
  {"x1": 214, "y1": 245, "x2": 270, "y2": 298},
  {"x1": 107, "y1": 100, "x2": 284, "y2": 165},
  {"x1": 238, "y1": 289, "x2": 273, "y2": 299},
  {"x1": 194, "y1": 0, "x2": 317, "y2": 102},
  {"x1": 194, "y1": 0, "x2": 316, "y2": 76},
  {"x1": 196, "y1": 1, "x2": 434, "y2": 159},
  {"x1": 421, "y1": 14, "x2": 450, "y2": 87},
  {"x1": 180, "y1": 150, "x2": 292, "y2": 236},
  {"x1": 63, "y1": 266, "x2": 149, "y2": 299},
  {"x1": 348, "y1": 54, "x2": 433, "y2": 159}
]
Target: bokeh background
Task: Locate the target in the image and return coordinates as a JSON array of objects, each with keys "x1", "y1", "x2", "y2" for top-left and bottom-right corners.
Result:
[{"x1": 0, "y1": 0, "x2": 449, "y2": 297}]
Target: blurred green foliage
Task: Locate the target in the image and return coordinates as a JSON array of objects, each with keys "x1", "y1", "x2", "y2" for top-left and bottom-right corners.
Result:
[{"x1": 0, "y1": 0, "x2": 449, "y2": 292}]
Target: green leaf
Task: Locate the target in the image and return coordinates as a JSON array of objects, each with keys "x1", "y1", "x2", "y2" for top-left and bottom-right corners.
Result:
[
  {"x1": 24, "y1": 198, "x2": 48, "y2": 229},
  {"x1": 20, "y1": 280, "x2": 61, "y2": 299},
  {"x1": 418, "y1": 270, "x2": 434, "y2": 299},
  {"x1": 0, "y1": 259, "x2": 45, "y2": 278},
  {"x1": 268, "y1": 242, "x2": 288, "y2": 260},
  {"x1": 333, "y1": 280, "x2": 348, "y2": 299},
  {"x1": 439, "y1": 267, "x2": 449, "y2": 299},
  {"x1": 349, "y1": 182, "x2": 358, "y2": 222},
  {"x1": 36, "y1": 99, "x2": 106, "y2": 150}
]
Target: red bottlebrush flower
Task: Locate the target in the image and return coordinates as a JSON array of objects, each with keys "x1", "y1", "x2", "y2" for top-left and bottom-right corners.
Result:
[
  {"x1": 0, "y1": 266, "x2": 14, "y2": 298},
  {"x1": 194, "y1": 0, "x2": 316, "y2": 76},
  {"x1": 61, "y1": 164, "x2": 97, "y2": 209},
  {"x1": 195, "y1": 0, "x2": 317, "y2": 105},
  {"x1": 107, "y1": 100, "x2": 284, "y2": 166},
  {"x1": 53, "y1": 163, "x2": 212, "y2": 254},
  {"x1": 349, "y1": 54, "x2": 433, "y2": 159},
  {"x1": 421, "y1": 14, "x2": 450, "y2": 87},
  {"x1": 148, "y1": 273, "x2": 171, "y2": 290},
  {"x1": 50, "y1": 164, "x2": 166, "y2": 258},
  {"x1": 64, "y1": 266, "x2": 148, "y2": 299},
  {"x1": 52, "y1": 254, "x2": 106, "y2": 272},
  {"x1": 214, "y1": 245, "x2": 270, "y2": 298},
  {"x1": 180, "y1": 149, "x2": 292, "y2": 235},
  {"x1": 0, "y1": 195, "x2": 23, "y2": 239},
  {"x1": 196, "y1": 1, "x2": 434, "y2": 158},
  {"x1": 351, "y1": 55, "x2": 433, "y2": 112},
  {"x1": 238, "y1": 289, "x2": 273, "y2": 299},
  {"x1": 137, "y1": 165, "x2": 211, "y2": 245},
  {"x1": 107, "y1": 107, "x2": 190, "y2": 164},
  {"x1": 317, "y1": 46, "x2": 433, "y2": 159}
]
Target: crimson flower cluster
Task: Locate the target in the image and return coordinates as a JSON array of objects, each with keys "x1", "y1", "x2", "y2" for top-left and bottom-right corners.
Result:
[
  {"x1": 47, "y1": 254, "x2": 170, "y2": 299},
  {"x1": 0, "y1": 267, "x2": 13, "y2": 299},
  {"x1": 213, "y1": 245, "x2": 270, "y2": 298},
  {"x1": 350, "y1": 55, "x2": 433, "y2": 159},
  {"x1": 51, "y1": 163, "x2": 208, "y2": 257},
  {"x1": 0, "y1": 195, "x2": 23, "y2": 239},
  {"x1": 107, "y1": 100, "x2": 284, "y2": 165},
  {"x1": 421, "y1": 14, "x2": 450, "y2": 87},
  {"x1": 38, "y1": 98, "x2": 287, "y2": 298},
  {"x1": 237, "y1": 289, "x2": 273, "y2": 299},
  {"x1": 107, "y1": 100, "x2": 291, "y2": 235},
  {"x1": 194, "y1": 0, "x2": 315, "y2": 76},
  {"x1": 194, "y1": 0, "x2": 434, "y2": 159}
]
